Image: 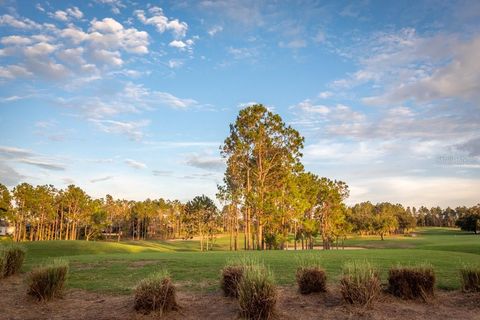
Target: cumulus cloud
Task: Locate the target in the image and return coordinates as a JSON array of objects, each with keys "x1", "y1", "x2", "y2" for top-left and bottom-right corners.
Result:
[
  {"x1": 135, "y1": 6, "x2": 188, "y2": 39},
  {"x1": 1, "y1": 16, "x2": 149, "y2": 81},
  {"x1": 0, "y1": 14, "x2": 41, "y2": 29},
  {"x1": 0, "y1": 65, "x2": 33, "y2": 79},
  {"x1": 168, "y1": 39, "x2": 194, "y2": 52}
]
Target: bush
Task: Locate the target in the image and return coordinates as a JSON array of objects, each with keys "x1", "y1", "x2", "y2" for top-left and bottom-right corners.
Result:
[
  {"x1": 221, "y1": 264, "x2": 244, "y2": 297},
  {"x1": 238, "y1": 262, "x2": 277, "y2": 320},
  {"x1": 0, "y1": 244, "x2": 26, "y2": 278},
  {"x1": 388, "y1": 265, "x2": 435, "y2": 300},
  {"x1": 134, "y1": 270, "x2": 178, "y2": 314},
  {"x1": 340, "y1": 260, "x2": 381, "y2": 307},
  {"x1": 296, "y1": 254, "x2": 326, "y2": 294},
  {"x1": 27, "y1": 259, "x2": 69, "y2": 301},
  {"x1": 460, "y1": 265, "x2": 480, "y2": 293}
]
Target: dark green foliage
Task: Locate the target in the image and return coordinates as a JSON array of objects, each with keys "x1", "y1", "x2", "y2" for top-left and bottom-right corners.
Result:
[
  {"x1": 27, "y1": 259, "x2": 69, "y2": 300},
  {"x1": 134, "y1": 270, "x2": 178, "y2": 314},
  {"x1": 221, "y1": 265, "x2": 244, "y2": 297},
  {"x1": 340, "y1": 261, "x2": 381, "y2": 307},
  {"x1": 456, "y1": 213, "x2": 480, "y2": 234},
  {"x1": 388, "y1": 266, "x2": 435, "y2": 300},
  {"x1": 0, "y1": 244, "x2": 25, "y2": 278},
  {"x1": 460, "y1": 266, "x2": 480, "y2": 292},
  {"x1": 238, "y1": 263, "x2": 277, "y2": 320}
]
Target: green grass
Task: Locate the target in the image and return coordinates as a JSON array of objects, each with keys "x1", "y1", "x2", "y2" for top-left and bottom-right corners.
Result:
[{"x1": 2, "y1": 227, "x2": 478, "y2": 294}]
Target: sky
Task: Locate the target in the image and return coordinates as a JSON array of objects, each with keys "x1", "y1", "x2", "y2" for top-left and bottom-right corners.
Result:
[{"x1": 0, "y1": 0, "x2": 479, "y2": 208}]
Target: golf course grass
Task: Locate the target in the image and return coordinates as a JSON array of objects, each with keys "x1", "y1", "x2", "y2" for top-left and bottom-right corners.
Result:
[{"x1": 2, "y1": 227, "x2": 479, "y2": 294}]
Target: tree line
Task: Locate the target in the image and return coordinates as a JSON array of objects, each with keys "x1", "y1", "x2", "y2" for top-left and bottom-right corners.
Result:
[{"x1": 1, "y1": 105, "x2": 478, "y2": 247}]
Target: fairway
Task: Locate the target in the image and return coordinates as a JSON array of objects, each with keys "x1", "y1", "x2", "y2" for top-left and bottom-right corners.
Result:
[{"x1": 11, "y1": 227, "x2": 480, "y2": 294}]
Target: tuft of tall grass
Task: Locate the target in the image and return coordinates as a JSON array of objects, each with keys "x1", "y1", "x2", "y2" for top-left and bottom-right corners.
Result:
[
  {"x1": 460, "y1": 265, "x2": 480, "y2": 293},
  {"x1": 27, "y1": 258, "x2": 69, "y2": 301},
  {"x1": 388, "y1": 264, "x2": 435, "y2": 301},
  {"x1": 134, "y1": 270, "x2": 178, "y2": 315},
  {"x1": 221, "y1": 263, "x2": 244, "y2": 298},
  {"x1": 340, "y1": 260, "x2": 380, "y2": 307},
  {"x1": 295, "y1": 254, "x2": 326, "y2": 294},
  {"x1": 0, "y1": 243, "x2": 26, "y2": 278},
  {"x1": 237, "y1": 261, "x2": 277, "y2": 320}
]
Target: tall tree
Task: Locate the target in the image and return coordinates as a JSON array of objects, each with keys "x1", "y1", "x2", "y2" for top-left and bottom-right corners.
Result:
[{"x1": 220, "y1": 104, "x2": 304, "y2": 250}]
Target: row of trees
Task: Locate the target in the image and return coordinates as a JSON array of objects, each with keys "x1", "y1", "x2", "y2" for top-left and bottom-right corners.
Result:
[
  {"x1": 0, "y1": 183, "x2": 215, "y2": 243},
  {"x1": 1, "y1": 105, "x2": 478, "y2": 249},
  {"x1": 1, "y1": 181, "x2": 478, "y2": 246}
]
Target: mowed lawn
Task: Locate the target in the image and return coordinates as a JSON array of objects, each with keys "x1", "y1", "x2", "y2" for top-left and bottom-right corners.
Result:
[{"x1": 3, "y1": 227, "x2": 479, "y2": 294}]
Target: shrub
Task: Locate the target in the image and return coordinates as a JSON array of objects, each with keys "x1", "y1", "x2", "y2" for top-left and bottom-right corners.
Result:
[
  {"x1": 460, "y1": 265, "x2": 480, "y2": 293},
  {"x1": 134, "y1": 270, "x2": 178, "y2": 314},
  {"x1": 221, "y1": 264, "x2": 244, "y2": 297},
  {"x1": 238, "y1": 262, "x2": 277, "y2": 320},
  {"x1": 0, "y1": 243, "x2": 26, "y2": 278},
  {"x1": 27, "y1": 259, "x2": 69, "y2": 301},
  {"x1": 295, "y1": 254, "x2": 326, "y2": 294},
  {"x1": 388, "y1": 265, "x2": 435, "y2": 300},
  {"x1": 340, "y1": 260, "x2": 381, "y2": 307}
]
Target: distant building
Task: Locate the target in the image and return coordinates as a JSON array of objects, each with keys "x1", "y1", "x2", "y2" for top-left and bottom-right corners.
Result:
[{"x1": 0, "y1": 220, "x2": 15, "y2": 236}]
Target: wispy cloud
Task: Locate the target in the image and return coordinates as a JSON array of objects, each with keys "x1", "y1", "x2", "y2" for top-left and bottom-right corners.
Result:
[{"x1": 125, "y1": 158, "x2": 147, "y2": 169}]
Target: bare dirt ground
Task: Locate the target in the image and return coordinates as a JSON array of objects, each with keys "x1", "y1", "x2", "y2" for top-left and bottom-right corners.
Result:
[{"x1": 1, "y1": 274, "x2": 479, "y2": 320}]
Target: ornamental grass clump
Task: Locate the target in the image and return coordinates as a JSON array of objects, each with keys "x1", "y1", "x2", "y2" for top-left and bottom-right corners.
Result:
[
  {"x1": 221, "y1": 263, "x2": 244, "y2": 297},
  {"x1": 388, "y1": 264, "x2": 435, "y2": 301},
  {"x1": 27, "y1": 258, "x2": 69, "y2": 301},
  {"x1": 295, "y1": 254, "x2": 327, "y2": 294},
  {"x1": 340, "y1": 260, "x2": 381, "y2": 307},
  {"x1": 134, "y1": 270, "x2": 178, "y2": 315},
  {"x1": 0, "y1": 243, "x2": 25, "y2": 278},
  {"x1": 460, "y1": 265, "x2": 480, "y2": 293},
  {"x1": 237, "y1": 261, "x2": 277, "y2": 320}
]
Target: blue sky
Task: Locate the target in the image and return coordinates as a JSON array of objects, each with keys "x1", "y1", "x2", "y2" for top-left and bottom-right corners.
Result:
[{"x1": 1, "y1": 0, "x2": 479, "y2": 208}]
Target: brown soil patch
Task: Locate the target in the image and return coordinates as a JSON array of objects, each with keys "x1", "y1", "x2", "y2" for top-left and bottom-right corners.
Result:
[{"x1": 1, "y1": 275, "x2": 479, "y2": 319}]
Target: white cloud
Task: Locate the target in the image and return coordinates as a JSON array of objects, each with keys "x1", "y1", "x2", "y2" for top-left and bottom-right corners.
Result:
[
  {"x1": 95, "y1": 0, "x2": 125, "y2": 14},
  {"x1": 124, "y1": 158, "x2": 147, "y2": 169},
  {"x1": 347, "y1": 176, "x2": 480, "y2": 208},
  {"x1": 0, "y1": 146, "x2": 66, "y2": 171},
  {"x1": 168, "y1": 59, "x2": 184, "y2": 68},
  {"x1": 46, "y1": 8, "x2": 83, "y2": 22},
  {"x1": 90, "y1": 49, "x2": 123, "y2": 66},
  {"x1": 208, "y1": 25, "x2": 223, "y2": 36},
  {"x1": 90, "y1": 119, "x2": 150, "y2": 141},
  {"x1": 1, "y1": 35, "x2": 32, "y2": 46},
  {"x1": 66, "y1": 7, "x2": 83, "y2": 19},
  {"x1": 185, "y1": 153, "x2": 225, "y2": 171},
  {"x1": 90, "y1": 175, "x2": 114, "y2": 183},
  {"x1": 168, "y1": 39, "x2": 194, "y2": 51},
  {"x1": 135, "y1": 7, "x2": 188, "y2": 39},
  {"x1": 0, "y1": 14, "x2": 41, "y2": 29},
  {"x1": 0, "y1": 65, "x2": 33, "y2": 79},
  {"x1": 318, "y1": 91, "x2": 333, "y2": 99},
  {"x1": 227, "y1": 46, "x2": 258, "y2": 60},
  {"x1": 24, "y1": 42, "x2": 57, "y2": 57},
  {"x1": 294, "y1": 99, "x2": 330, "y2": 115},
  {"x1": 52, "y1": 10, "x2": 68, "y2": 22}
]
